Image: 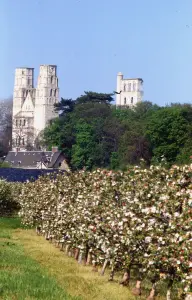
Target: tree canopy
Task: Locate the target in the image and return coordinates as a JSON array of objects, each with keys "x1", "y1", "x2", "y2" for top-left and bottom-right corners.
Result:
[
  {"x1": 42, "y1": 92, "x2": 192, "y2": 170},
  {"x1": 54, "y1": 91, "x2": 114, "y2": 117}
]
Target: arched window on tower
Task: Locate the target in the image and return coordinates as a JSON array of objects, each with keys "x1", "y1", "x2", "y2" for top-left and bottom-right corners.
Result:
[
  {"x1": 131, "y1": 97, "x2": 134, "y2": 104},
  {"x1": 50, "y1": 89, "x2": 52, "y2": 96},
  {"x1": 19, "y1": 119, "x2": 22, "y2": 126},
  {"x1": 16, "y1": 120, "x2": 18, "y2": 127},
  {"x1": 124, "y1": 97, "x2": 126, "y2": 105},
  {"x1": 54, "y1": 89, "x2": 57, "y2": 97},
  {"x1": 23, "y1": 119, "x2": 26, "y2": 126},
  {"x1": 51, "y1": 76, "x2": 53, "y2": 84},
  {"x1": 22, "y1": 138, "x2": 25, "y2": 145},
  {"x1": 124, "y1": 84, "x2": 126, "y2": 91},
  {"x1": 27, "y1": 78, "x2": 30, "y2": 86}
]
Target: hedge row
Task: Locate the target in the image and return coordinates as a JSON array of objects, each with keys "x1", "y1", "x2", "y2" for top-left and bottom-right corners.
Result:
[{"x1": 18, "y1": 166, "x2": 192, "y2": 299}]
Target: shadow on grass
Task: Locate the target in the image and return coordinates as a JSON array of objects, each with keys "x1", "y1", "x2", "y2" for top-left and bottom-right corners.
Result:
[{"x1": 0, "y1": 217, "x2": 22, "y2": 229}]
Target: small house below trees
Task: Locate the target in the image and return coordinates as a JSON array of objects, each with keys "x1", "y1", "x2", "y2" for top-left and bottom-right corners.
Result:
[{"x1": 4, "y1": 147, "x2": 70, "y2": 171}]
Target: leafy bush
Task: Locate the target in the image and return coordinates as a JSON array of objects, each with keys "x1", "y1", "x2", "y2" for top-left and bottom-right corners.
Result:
[{"x1": 0, "y1": 180, "x2": 20, "y2": 216}]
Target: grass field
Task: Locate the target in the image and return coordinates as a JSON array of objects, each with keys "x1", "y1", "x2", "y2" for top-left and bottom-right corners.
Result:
[
  {"x1": 0, "y1": 218, "x2": 137, "y2": 300},
  {"x1": 0, "y1": 217, "x2": 174, "y2": 300},
  {"x1": 0, "y1": 218, "x2": 79, "y2": 300}
]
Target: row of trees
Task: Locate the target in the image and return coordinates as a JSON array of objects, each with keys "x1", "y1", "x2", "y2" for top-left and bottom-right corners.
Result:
[
  {"x1": 18, "y1": 165, "x2": 192, "y2": 299},
  {"x1": 0, "y1": 93, "x2": 191, "y2": 170},
  {"x1": 42, "y1": 92, "x2": 192, "y2": 170}
]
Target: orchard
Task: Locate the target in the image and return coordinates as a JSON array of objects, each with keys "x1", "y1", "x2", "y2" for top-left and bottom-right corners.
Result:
[{"x1": 17, "y1": 165, "x2": 192, "y2": 300}]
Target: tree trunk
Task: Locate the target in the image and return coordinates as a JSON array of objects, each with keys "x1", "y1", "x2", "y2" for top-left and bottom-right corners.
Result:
[
  {"x1": 74, "y1": 248, "x2": 79, "y2": 260},
  {"x1": 166, "y1": 289, "x2": 171, "y2": 300},
  {"x1": 83, "y1": 246, "x2": 89, "y2": 266},
  {"x1": 166, "y1": 279, "x2": 173, "y2": 300},
  {"x1": 60, "y1": 242, "x2": 64, "y2": 251},
  {"x1": 68, "y1": 249, "x2": 72, "y2": 256},
  {"x1": 147, "y1": 283, "x2": 156, "y2": 300},
  {"x1": 108, "y1": 265, "x2": 115, "y2": 281},
  {"x1": 56, "y1": 241, "x2": 60, "y2": 248},
  {"x1": 65, "y1": 244, "x2": 70, "y2": 254},
  {"x1": 45, "y1": 232, "x2": 49, "y2": 240},
  {"x1": 120, "y1": 268, "x2": 130, "y2": 286},
  {"x1": 92, "y1": 261, "x2": 98, "y2": 272},
  {"x1": 100, "y1": 259, "x2": 109, "y2": 276},
  {"x1": 78, "y1": 251, "x2": 83, "y2": 264},
  {"x1": 86, "y1": 251, "x2": 92, "y2": 265},
  {"x1": 71, "y1": 248, "x2": 75, "y2": 257},
  {"x1": 36, "y1": 226, "x2": 41, "y2": 235},
  {"x1": 132, "y1": 280, "x2": 141, "y2": 296}
]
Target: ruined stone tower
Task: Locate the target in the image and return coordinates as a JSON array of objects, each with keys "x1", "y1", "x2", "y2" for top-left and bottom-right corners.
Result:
[
  {"x1": 116, "y1": 72, "x2": 143, "y2": 107},
  {"x1": 12, "y1": 65, "x2": 59, "y2": 150}
]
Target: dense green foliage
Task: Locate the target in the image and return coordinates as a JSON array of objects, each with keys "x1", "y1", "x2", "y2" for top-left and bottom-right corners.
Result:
[
  {"x1": 43, "y1": 92, "x2": 192, "y2": 170},
  {"x1": 0, "y1": 180, "x2": 20, "y2": 216},
  {"x1": 146, "y1": 104, "x2": 192, "y2": 165}
]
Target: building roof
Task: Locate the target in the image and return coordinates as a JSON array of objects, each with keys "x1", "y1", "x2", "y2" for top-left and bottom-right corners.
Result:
[
  {"x1": 5, "y1": 151, "x2": 64, "y2": 168},
  {"x1": 48, "y1": 151, "x2": 61, "y2": 168}
]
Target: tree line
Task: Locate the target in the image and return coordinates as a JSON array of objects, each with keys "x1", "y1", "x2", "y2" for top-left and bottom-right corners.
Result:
[
  {"x1": 0, "y1": 93, "x2": 191, "y2": 170},
  {"x1": 18, "y1": 165, "x2": 192, "y2": 299},
  {"x1": 42, "y1": 91, "x2": 192, "y2": 170}
]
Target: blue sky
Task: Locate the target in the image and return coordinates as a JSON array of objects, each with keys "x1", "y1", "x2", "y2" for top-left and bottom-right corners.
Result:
[{"x1": 0, "y1": 0, "x2": 192, "y2": 106}]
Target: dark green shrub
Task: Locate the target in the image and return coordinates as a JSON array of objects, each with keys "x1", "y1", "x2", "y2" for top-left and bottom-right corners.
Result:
[{"x1": 0, "y1": 180, "x2": 20, "y2": 216}]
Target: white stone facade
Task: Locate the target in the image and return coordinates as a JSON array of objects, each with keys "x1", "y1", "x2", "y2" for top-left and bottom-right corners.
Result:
[
  {"x1": 12, "y1": 65, "x2": 59, "y2": 150},
  {"x1": 116, "y1": 72, "x2": 143, "y2": 107}
]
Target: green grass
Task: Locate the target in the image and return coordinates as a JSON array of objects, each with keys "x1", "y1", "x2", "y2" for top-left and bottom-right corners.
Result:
[
  {"x1": 0, "y1": 218, "x2": 137, "y2": 300},
  {"x1": 0, "y1": 218, "x2": 79, "y2": 300},
  {"x1": 0, "y1": 217, "x2": 21, "y2": 229},
  {"x1": 0, "y1": 217, "x2": 181, "y2": 300}
]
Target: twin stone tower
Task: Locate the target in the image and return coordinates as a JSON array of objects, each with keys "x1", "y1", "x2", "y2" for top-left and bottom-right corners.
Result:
[
  {"x1": 12, "y1": 65, "x2": 59, "y2": 150},
  {"x1": 12, "y1": 65, "x2": 143, "y2": 151}
]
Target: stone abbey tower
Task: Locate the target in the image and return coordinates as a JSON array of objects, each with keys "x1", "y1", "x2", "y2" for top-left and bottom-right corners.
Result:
[
  {"x1": 12, "y1": 65, "x2": 59, "y2": 150},
  {"x1": 116, "y1": 72, "x2": 143, "y2": 107}
]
